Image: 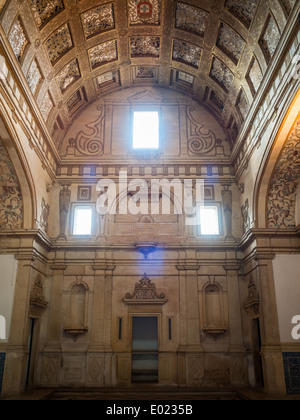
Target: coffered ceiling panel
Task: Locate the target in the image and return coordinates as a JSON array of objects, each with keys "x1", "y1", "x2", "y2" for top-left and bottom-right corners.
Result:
[{"x1": 0, "y1": 0, "x2": 295, "y2": 157}]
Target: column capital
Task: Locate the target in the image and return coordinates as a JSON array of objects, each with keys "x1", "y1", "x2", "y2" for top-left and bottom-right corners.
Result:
[
  {"x1": 223, "y1": 264, "x2": 241, "y2": 272},
  {"x1": 50, "y1": 264, "x2": 67, "y2": 272},
  {"x1": 254, "y1": 252, "x2": 275, "y2": 262},
  {"x1": 92, "y1": 264, "x2": 116, "y2": 273}
]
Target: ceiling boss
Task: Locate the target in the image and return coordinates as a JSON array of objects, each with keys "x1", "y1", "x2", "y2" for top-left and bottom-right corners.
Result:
[{"x1": 137, "y1": 1, "x2": 153, "y2": 21}]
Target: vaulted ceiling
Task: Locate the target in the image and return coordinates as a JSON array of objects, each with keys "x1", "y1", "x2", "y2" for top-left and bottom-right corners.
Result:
[{"x1": 0, "y1": 0, "x2": 296, "y2": 155}]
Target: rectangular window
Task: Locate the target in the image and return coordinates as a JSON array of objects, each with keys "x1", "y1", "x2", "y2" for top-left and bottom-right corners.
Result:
[
  {"x1": 73, "y1": 206, "x2": 93, "y2": 236},
  {"x1": 133, "y1": 110, "x2": 160, "y2": 149},
  {"x1": 199, "y1": 205, "x2": 220, "y2": 235}
]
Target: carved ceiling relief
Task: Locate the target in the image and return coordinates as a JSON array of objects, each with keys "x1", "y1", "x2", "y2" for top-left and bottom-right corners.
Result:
[
  {"x1": 1, "y1": 0, "x2": 293, "y2": 155},
  {"x1": 0, "y1": 138, "x2": 23, "y2": 230},
  {"x1": 267, "y1": 118, "x2": 300, "y2": 229}
]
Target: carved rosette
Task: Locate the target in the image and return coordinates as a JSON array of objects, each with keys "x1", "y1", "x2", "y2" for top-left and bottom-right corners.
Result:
[{"x1": 123, "y1": 273, "x2": 167, "y2": 305}]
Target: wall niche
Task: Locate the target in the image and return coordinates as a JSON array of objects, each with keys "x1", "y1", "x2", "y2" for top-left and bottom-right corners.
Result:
[
  {"x1": 64, "y1": 279, "x2": 89, "y2": 341},
  {"x1": 200, "y1": 282, "x2": 228, "y2": 339}
]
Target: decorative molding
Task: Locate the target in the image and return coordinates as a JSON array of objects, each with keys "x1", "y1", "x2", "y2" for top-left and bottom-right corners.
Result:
[{"x1": 123, "y1": 273, "x2": 167, "y2": 305}]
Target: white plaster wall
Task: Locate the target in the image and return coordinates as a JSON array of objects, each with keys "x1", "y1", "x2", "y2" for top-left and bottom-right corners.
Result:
[
  {"x1": 273, "y1": 254, "x2": 300, "y2": 343},
  {"x1": 0, "y1": 255, "x2": 18, "y2": 343}
]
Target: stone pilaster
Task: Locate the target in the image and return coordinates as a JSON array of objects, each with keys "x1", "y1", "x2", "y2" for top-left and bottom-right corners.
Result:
[
  {"x1": 255, "y1": 253, "x2": 286, "y2": 394},
  {"x1": 44, "y1": 265, "x2": 66, "y2": 352}
]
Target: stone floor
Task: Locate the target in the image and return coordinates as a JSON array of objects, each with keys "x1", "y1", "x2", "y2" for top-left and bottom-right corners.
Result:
[{"x1": 3, "y1": 387, "x2": 300, "y2": 401}]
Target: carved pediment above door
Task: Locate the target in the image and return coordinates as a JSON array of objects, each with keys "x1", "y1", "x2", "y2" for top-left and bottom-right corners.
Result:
[{"x1": 123, "y1": 273, "x2": 167, "y2": 305}]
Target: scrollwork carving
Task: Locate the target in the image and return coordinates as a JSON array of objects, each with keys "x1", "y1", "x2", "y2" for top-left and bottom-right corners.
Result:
[
  {"x1": 187, "y1": 106, "x2": 216, "y2": 155},
  {"x1": 67, "y1": 107, "x2": 104, "y2": 157},
  {"x1": 123, "y1": 273, "x2": 167, "y2": 305}
]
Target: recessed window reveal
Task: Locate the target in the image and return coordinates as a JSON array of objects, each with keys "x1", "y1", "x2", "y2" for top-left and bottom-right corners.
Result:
[
  {"x1": 73, "y1": 206, "x2": 93, "y2": 236},
  {"x1": 133, "y1": 111, "x2": 160, "y2": 149}
]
